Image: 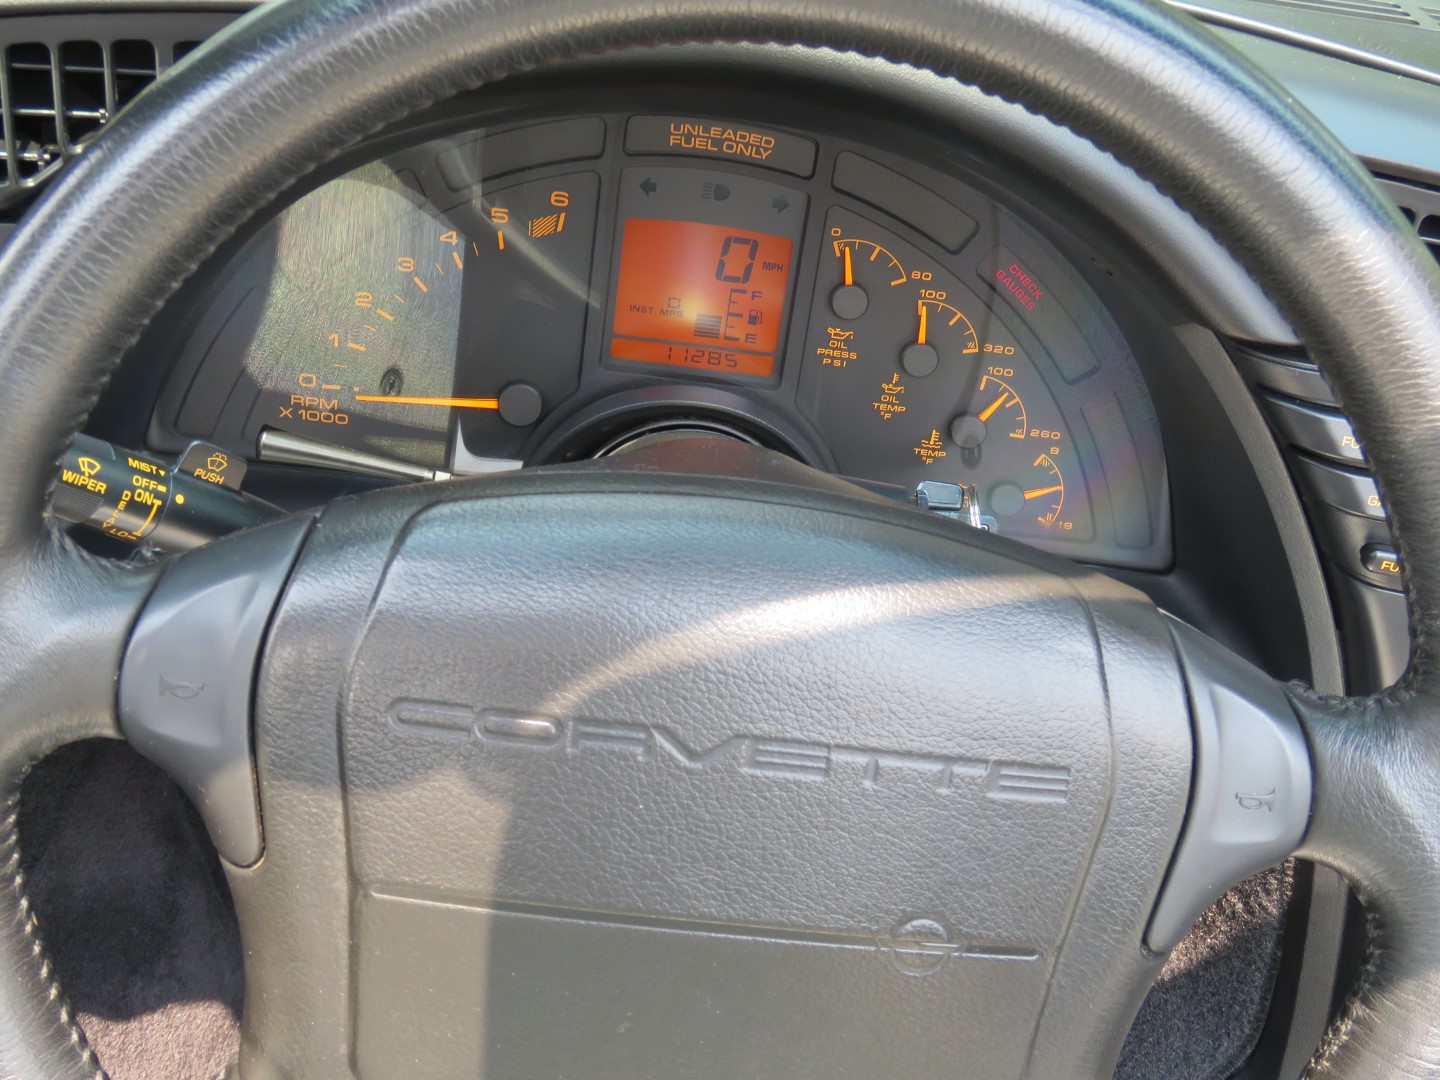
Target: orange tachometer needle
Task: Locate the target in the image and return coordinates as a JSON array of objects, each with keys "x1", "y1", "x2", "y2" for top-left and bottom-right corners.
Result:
[
  {"x1": 843, "y1": 245, "x2": 854, "y2": 287},
  {"x1": 354, "y1": 395, "x2": 500, "y2": 409},
  {"x1": 977, "y1": 394, "x2": 1010, "y2": 423},
  {"x1": 1023, "y1": 484, "x2": 1064, "y2": 501},
  {"x1": 917, "y1": 301, "x2": 928, "y2": 346}
]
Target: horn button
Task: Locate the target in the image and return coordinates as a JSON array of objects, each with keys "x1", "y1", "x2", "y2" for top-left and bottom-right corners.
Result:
[{"x1": 295, "y1": 465, "x2": 1194, "y2": 1078}]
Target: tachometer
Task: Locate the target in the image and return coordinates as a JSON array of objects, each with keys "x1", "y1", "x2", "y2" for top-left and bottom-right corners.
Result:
[
  {"x1": 163, "y1": 162, "x2": 469, "y2": 470},
  {"x1": 247, "y1": 166, "x2": 470, "y2": 468}
]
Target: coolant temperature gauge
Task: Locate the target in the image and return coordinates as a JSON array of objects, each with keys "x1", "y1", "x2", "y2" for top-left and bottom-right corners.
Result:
[
  {"x1": 955, "y1": 374, "x2": 1027, "y2": 443},
  {"x1": 948, "y1": 375, "x2": 1066, "y2": 527}
]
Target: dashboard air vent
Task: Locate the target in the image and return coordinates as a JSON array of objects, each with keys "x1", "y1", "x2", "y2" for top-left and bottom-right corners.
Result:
[
  {"x1": 2, "y1": 39, "x2": 158, "y2": 195},
  {"x1": 0, "y1": 14, "x2": 237, "y2": 213},
  {"x1": 1372, "y1": 173, "x2": 1440, "y2": 267}
]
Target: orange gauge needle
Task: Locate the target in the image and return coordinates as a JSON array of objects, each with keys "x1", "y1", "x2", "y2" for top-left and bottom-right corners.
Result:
[
  {"x1": 1023, "y1": 484, "x2": 1064, "y2": 501},
  {"x1": 354, "y1": 394, "x2": 500, "y2": 410},
  {"x1": 917, "y1": 301, "x2": 929, "y2": 346},
  {"x1": 977, "y1": 393, "x2": 1011, "y2": 423},
  {"x1": 843, "y1": 244, "x2": 854, "y2": 287}
]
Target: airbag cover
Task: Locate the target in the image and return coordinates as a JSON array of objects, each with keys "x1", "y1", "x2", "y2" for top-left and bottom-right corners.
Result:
[{"x1": 340, "y1": 489, "x2": 1123, "y2": 1078}]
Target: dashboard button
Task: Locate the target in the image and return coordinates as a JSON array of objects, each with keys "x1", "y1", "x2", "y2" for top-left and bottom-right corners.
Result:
[
  {"x1": 1305, "y1": 498, "x2": 1403, "y2": 591},
  {"x1": 177, "y1": 439, "x2": 247, "y2": 491},
  {"x1": 1261, "y1": 393, "x2": 1366, "y2": 464},
  {"x1": 1362, "y1": 544, "x2": 1404, "y2": 582},
  {"x1": 1231, "y1": 345, "x2": 1337, "y2": 406},
  {"x1": 832, "y1": 151, "x2": 977, "y2": 253},
  {"x1": 625, "y1": 115, "x2": 817, "y2": 177},
  {"x1": 1293, "y1": 452, "x2": 1385, "y2": 519}
]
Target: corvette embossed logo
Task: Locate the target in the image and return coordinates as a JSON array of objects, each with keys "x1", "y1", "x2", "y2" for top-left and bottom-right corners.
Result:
[{"x1": 385, "y1": 701, "x2": 1072, "y2": 803}]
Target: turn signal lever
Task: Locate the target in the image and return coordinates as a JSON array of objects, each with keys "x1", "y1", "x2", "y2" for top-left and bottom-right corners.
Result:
[{"x1": 51, "y1": 433, "x2": 282, "y2": 553}]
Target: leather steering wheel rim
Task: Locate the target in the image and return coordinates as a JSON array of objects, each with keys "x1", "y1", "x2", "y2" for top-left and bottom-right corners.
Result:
[{"x1": 2, "y1": 0, "x2": 1440, "y2": 1077}]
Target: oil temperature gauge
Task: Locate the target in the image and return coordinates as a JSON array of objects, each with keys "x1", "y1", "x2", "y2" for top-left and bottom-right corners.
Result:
[{"x1": 797, "y1": 205, "x2": 1091, "y2": 542}]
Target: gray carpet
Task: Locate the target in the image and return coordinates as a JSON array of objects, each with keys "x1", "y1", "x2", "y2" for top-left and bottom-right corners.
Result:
[
  {"x1": 18, "y1": 740, "x2": 242, "y2": 1080},
  {"x1": 18, "y1": 739, "x2": 1291, "y2": 1079},
  {"x1": 1117, "y1": 863, "x2": 1293, "y2": 1079}
]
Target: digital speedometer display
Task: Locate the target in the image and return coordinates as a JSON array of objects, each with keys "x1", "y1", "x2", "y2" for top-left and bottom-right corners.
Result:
[{"x1": 610, "y1": 219, "x2": 793, "y2": 378}]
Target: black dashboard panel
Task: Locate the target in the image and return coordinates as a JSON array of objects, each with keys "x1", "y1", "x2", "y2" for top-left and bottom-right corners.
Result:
[{"x1": 148, "y1": 109, "x2": 1170, "y2": 569}]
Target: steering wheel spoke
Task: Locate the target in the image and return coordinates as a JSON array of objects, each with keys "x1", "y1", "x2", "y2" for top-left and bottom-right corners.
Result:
[
  {"x1": 0, "y1": 541, "x2": 158, "y2": 767},
  {"x1": 115, "y1": 513, "x2": 314, "y2": 869},
  {"x1": 1143, "y1": 620, "x2": 1313, "y2": 949}
]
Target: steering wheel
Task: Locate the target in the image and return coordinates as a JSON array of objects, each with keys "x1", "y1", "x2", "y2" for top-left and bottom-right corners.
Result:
[{"x1": 2, "y1": 0, "x2": 1438, "y2": 1076}]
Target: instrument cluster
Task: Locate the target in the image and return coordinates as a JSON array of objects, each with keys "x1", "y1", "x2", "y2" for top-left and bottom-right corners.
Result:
[{"x1": 146, "y1": 111, "x2": 1169, "y2": 568}]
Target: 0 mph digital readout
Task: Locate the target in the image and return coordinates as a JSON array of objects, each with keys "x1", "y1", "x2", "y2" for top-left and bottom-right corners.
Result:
[{"x1": 610, "y1": 218, "x2": 793, "y2": 378}]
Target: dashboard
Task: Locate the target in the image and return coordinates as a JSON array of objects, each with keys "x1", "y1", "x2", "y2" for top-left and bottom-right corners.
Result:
[{"x1": 144, "y1": 108, "x2": 1170, "y2": 569}]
